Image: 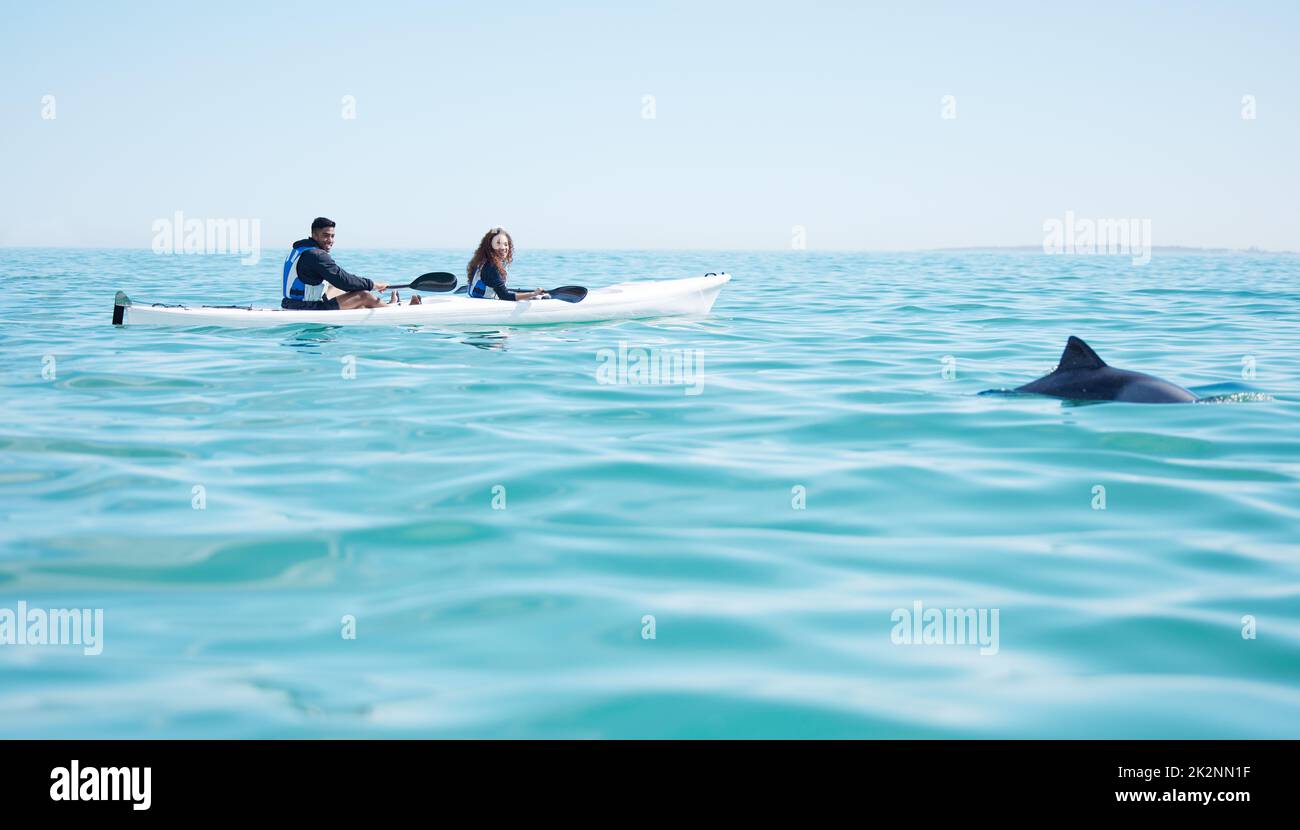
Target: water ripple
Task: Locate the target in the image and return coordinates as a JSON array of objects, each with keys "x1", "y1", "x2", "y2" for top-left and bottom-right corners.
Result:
[{"x1": 1, "y1": 248, "x2": 1298, "y2": 737}]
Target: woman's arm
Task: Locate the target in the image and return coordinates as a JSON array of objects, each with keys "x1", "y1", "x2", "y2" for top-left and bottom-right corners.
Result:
[
  {"x1": 480, "y1": 264, "x2": 549, "y2": 301},
  {"x1": 479, "y1": 264, "x2": 515, "y2": 300}
]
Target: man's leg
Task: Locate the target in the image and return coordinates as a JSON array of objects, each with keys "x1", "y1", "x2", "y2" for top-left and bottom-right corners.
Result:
[{"x1": 335, "y1": 291, "x2": 397, "y2": 309}]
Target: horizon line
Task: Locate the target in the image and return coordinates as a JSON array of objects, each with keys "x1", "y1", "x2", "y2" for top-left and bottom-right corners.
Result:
[{"x1": 2, "y1": 244, "x2": 1297, "y2": 255}]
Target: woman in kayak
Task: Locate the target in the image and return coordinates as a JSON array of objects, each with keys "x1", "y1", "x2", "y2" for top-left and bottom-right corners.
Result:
[{"x1": 411, "y1": 227, "x2": 547, "y2": 304}]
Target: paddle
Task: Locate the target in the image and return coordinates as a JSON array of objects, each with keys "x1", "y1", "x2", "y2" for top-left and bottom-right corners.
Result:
[
  {"x1": 386, "y1": 272, "x2": 458, "y2": 292},
  {"x1": 546, "y1": 286, "x2": 587, "y2": 303},
  {"x1": 452, "y1": 284, "x2": 588, "y2": 303}
]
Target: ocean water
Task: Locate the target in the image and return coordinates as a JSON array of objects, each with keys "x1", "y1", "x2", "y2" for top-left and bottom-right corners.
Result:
[{"x1": 1, "y1": 247, "x2": 1297, "y2": 738}]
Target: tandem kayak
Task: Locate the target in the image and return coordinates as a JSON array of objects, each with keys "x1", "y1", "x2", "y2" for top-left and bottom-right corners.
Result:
[{"x1": 113, "y1": 272, "x2": 730, "y2": 328}]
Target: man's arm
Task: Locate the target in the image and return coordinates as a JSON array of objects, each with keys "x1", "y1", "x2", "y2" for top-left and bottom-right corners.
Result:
[{"x1": 301, "y1": 250, "x2": 374, "y2": 293}]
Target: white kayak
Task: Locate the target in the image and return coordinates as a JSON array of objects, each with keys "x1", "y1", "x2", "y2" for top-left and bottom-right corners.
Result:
[{"x1": 113, "y1": 272, "x2": 730, "y2": 328}]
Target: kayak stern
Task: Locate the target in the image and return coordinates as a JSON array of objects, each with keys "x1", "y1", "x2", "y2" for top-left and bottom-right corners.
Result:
[{"x1": 112, "y1": 291, "x2": 131, "y2": 325}]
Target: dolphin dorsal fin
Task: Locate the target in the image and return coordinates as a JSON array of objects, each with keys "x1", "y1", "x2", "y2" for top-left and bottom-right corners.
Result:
[{"x1": 1058, "y1": 336, "x2": 1106, "y2": 370}]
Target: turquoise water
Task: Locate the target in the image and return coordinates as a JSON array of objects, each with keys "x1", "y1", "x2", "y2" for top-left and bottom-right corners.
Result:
[{"x1": 1, "y1": 247, "x2": 1298, "y2": 738}]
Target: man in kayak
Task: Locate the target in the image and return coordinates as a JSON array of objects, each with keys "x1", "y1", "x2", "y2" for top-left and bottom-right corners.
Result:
[{"x1": 282, "y1": 217, "x2": 396, "y2": 309}]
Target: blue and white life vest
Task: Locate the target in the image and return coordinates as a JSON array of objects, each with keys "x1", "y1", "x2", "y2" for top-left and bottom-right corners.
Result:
[
  {"x1": 282, "y1": 244, "x2": 320, "y2": 301},
  {"x1": 467, "y1": 265, "x2": 500, "y2": 299}
]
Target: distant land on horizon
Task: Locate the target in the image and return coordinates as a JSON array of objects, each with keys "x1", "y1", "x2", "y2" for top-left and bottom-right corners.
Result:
[{"x1": 927, "y1": 245, "x2": 1299, "y2": 256}]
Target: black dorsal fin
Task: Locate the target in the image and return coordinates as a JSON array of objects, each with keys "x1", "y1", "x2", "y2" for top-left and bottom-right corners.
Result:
[{"x1": 1058, "y1": 336, "x2": 1106, "y2": 370}]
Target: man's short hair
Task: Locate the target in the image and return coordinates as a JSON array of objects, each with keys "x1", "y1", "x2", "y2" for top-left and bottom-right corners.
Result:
[{"x1": 311, "y1": 217, "x2": 336, "y2": 232}]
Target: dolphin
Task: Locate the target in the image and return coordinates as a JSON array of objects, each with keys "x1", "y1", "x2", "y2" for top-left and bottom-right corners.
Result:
[{"x1": 1007, "y1": 336, "x2": 1197, "y2": 403}]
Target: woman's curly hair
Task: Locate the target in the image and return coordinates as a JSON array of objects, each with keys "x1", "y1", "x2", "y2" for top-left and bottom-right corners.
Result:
[{"x1": 468, "y1": 227, "x2": 514, "y2": 282}]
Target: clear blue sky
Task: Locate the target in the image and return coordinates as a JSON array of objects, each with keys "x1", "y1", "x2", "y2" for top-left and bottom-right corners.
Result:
[{"x1": 1, "y1": 0, "x2": 1297, "y2": 250}]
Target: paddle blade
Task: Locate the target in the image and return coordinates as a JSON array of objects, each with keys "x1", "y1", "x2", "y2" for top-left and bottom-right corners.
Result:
[
  {"x1": 547, "y1": 286, "x2": 587, "y2": 303},
  {"x1": 408, "y1": 272, "x2": 458, "y2": 293}
]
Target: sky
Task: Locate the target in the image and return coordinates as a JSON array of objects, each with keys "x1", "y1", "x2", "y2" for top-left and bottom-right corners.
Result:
[{"x1": 0, "y1": 0, "x2": 1297, "y2": 251}]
